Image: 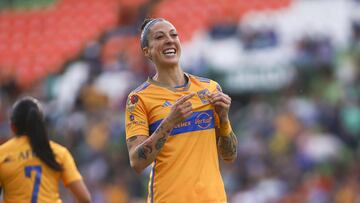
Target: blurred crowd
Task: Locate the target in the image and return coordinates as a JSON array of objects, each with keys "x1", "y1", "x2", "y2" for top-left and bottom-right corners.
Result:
[{"x1": 1, "y1": 0, "x2": 360, "y2": 203}]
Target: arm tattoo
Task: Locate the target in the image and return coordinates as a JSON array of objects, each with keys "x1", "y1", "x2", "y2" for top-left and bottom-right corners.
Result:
[
  {"x1": 137, "y1": 147, "x2": 147, "y2": 160},
  {"x1": 145, "y1": 145, "x2": 153, "y2": 154},
  {"x1": 127, "y1": 136, "x2": 138, "y2": 142},
  {"x1": 153, "y1": 125, "x2": 171, "y2": 150},
  {"x1": 155, "y1": 135, "x2": 167, "y2": 150},
  {"x1": 127, "y1": 136, "x2": 138, "y2": 149},
  {"x1": 137, "y1": 144, "x2": 153, "y2": 160},
  {"x1": 219, "y1": 132, "x2": 237, "y2": 159},
  {"x1": 134, "y1": 122, "x2": 172, "y2": 161}
]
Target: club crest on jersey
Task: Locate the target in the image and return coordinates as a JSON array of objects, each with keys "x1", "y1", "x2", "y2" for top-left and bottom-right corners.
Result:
[
  {"x1": 197, "y1": 89, "x2": 210, "y2": 104},
  {"x1": 126, "y1": 95, "x2": 139, "y2": 112}
]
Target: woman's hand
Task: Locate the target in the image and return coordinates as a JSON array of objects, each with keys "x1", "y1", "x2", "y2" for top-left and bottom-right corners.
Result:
[
  {"x1": 208, "y1": 91, "x2": 231, "y2": 123},
  {"x1": 165, "y1": 93, "x2": 195, "y2": 125}
]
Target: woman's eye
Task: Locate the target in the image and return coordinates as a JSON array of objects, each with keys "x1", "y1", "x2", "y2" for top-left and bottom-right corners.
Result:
[
  {"x1": 171, "y1": 33, "x2": 178, "y2": 37},
  {"x1": 155, "y1": 35, "x2": 163, "y2": 39}
]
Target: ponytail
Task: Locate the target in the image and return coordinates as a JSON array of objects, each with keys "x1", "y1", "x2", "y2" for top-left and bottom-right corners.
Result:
[
  {"x1": 11, "y1": 97, "x2": 62, "y2": 171},
  {"x1": 26, "y1": 107, "x2": 62, "y2": 171}
]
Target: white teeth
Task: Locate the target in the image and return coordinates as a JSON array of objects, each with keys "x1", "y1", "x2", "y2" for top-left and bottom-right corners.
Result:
[{"x1": 163, "y1": 48, "x2": 176, "y2": 55}]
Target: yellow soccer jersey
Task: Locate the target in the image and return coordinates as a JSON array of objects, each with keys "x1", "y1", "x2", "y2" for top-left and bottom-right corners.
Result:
[
  {"x1": 0, "y1": 136, "x2": 82, "y2": 203},
  {"x1": 125, "y1": 73, "x2": 227, "y2": 203}
]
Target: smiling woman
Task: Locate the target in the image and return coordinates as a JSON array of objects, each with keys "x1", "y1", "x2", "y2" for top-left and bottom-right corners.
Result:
[
  {"x1": 141, "y1": 18, "x2": 182, "y2": 70},
  {"x1": 124, "y1": 18, "x2": 238, "y2": 203}
]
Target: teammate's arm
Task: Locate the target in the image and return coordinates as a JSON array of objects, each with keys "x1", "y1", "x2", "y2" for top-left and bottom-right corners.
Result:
[
  {"x1": 127, "y1": 93, "x2": 195, "y2": 174},
  {"x1": 209, "y1": 91, "x2": 238, "y2": 163},
  {"x1": 60, "y1": 147, "x2": 91, "y2": 203},
  {"x1": 68, "y1": 180, "x2": 91, "y2": 203}
]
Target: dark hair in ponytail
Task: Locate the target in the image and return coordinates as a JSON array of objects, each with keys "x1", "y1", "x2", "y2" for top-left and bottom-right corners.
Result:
[{"x1": 11, "y1": 97, "x2": 62, "y2": 171}]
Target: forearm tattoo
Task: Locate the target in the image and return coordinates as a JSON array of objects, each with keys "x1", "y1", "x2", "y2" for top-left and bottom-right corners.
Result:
[
  {"x1": 126, "y1": 136, "x2": 138, "y2": 149},
  {"x1": 155, "y1": 135, "x2": 167, "y2": 150},
  {"x1": 134, "y1": 125, "x2": 171, "y2": 161},
  {"x1": 137, "y1": 144, "x2": 153, "y2": 160},
  {"x1": 154, "y1": 125, "x2": 171, "y2": 150},
  {"x1": 128, "y1": 136, "x2": 138, "y2": 142},
  {"x1": 218, "y1": 132, "x2": 237, "y2": 160}
]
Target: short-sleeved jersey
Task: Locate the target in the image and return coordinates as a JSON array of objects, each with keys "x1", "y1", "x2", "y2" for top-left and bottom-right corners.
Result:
[
  {"x1": 125, "y1": 73, "x2": 227, "y2": 203},
  {"x1": 0, "y1": 136, "x2": 82, "y2": 203}
]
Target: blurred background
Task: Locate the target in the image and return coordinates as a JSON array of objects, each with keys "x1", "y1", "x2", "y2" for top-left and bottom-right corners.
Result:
[{"x1": 0, "y1": 0, "x2": 360, "y2": 202}]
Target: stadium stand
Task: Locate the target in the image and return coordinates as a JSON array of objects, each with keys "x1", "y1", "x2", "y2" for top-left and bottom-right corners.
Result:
[{"x1": 1, "y1": 0, "x2": 359, "y2": 202}]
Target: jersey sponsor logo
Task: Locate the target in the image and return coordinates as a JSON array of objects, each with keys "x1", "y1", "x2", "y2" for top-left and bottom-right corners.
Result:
[
  {"x1": 197, "y1": 89, "x2": 210, "y2": 104},
  {"x1": 127, "y1": 120, "x2": 146, "y2": 127},
  {"x1": 195, "y1": 111, "x2": 213, "y2": 129},
  {"x1": 149, "y1": 110, "x2": 215, "y2": 136},
  {"x1": 174, "y1": 121, "x2": 191, "y2": 128},
  {"x1": 127, "y1": 113, "x2": 147, "y2": 127},
  {"x1": 126, "y1": 95, "x2": 139, "y2": 112}
]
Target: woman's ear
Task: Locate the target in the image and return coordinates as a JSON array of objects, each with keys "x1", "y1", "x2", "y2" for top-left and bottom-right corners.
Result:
[{"x1": 143, "y1": 47, "x2": 152, "y2": 60}]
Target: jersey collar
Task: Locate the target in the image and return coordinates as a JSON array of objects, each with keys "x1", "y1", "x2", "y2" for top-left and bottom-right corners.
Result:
[{"x1": 147, "y1": 73, "x2": 191, "y2": 92}]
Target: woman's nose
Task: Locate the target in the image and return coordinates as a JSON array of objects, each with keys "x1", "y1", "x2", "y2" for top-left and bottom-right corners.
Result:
[{"x1": 164, "y1": 35, "x2": 174, "y2": 43}]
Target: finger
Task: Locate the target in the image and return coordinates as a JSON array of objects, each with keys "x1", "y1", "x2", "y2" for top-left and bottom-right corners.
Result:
[
  {"x1": 181, "y1": 101, "x2": 192, "y2": 108},
  {"x1": 214, "y1": 92, "x2": 230, "y2": 100},
  {"x1": 177, "y1": 103, "x2": 192, "y2": 112},
  {"x1": 223, "y1": 93, "x2": 231, "y2": 101},
  {"x1": 220, "y1": 96, "x2": 231, "y2": 104},
  {"x1": 210, "y1": 94, "x2": 222, "y2": 100},
  {"x1": 209, "y1": 92, "x2": 228, "y2": 101},
  {"x1": 176, "y1": 93, "x2": 196, "y2": 104},
  {"x1": 178, "y1": 107, "x2": 193, "y2": 119},
  {"x1": 183, "y1": 110, "x2": 193, "y2": 118},
  {"x1": 181, "y1": 104, "x2": 193, "y2": 113},
  {"x1": 208, "y1": 92, "x2": 219, "y2": 99},
  {"x1": 210, "y1": 96, "x2": 231, "y2": 104},
  {"x1": 213, "y1": 102, "x2": 230, "y2": 108}
]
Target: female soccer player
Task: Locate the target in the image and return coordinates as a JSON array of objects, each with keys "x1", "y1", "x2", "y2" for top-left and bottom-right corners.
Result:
[
  {"x1": 0, "y1": 97, "x2": 91, "y2": 203},
  {"x1": 125, "y1": 18, "x2": 238, "y2": 202}
]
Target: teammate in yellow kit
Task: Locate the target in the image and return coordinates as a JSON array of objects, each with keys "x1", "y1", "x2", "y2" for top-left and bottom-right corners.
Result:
[
  {"x1": 125, "y1": 18, "x2": 238, "y2": 203},
  {"x1": 0, "y1": 97, "x2": 91, "y2": 203}
]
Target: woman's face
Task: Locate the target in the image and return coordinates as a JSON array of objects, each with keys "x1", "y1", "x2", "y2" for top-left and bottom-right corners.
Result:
[{"x1": 143, "y1": 21, "x2": 181, "y2": 67}]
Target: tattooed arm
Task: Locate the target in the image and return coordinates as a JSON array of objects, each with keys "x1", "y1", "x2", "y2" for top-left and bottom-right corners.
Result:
[
  {"x1": 126, "y1": 120, "x2": 173, "y2": 174},
  {"x1": 126, "y1": 93, "x2": 195, "y2": 174},
  {"x1": 216, "y1": 121, "x2": 238, "y2": 163},
  {"x1": 209, "y1": 91, "x2": 238, "y2": 163}
]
